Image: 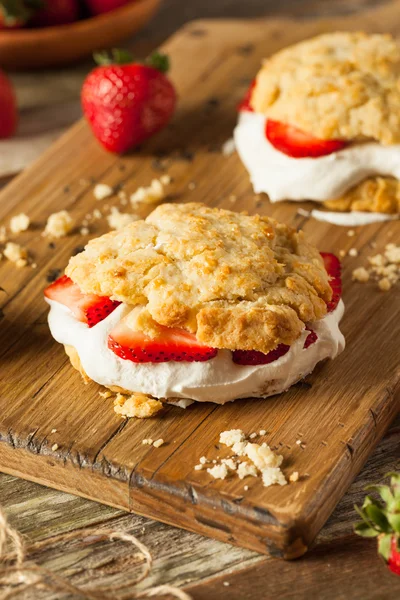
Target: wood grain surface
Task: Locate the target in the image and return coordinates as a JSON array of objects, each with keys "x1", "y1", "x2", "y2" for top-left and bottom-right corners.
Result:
[{"x1": 0, "y1": 0, "x2": 399, "y2": 568}]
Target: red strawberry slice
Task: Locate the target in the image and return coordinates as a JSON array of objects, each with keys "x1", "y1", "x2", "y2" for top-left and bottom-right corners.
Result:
[
  {"x1": 304, "y1": 329, "x2": 318, "y2": 348},
  {"x1": 265, "y1": 119, "x2": 347, "y2": 158},
  {"x1": 320, "y1": 252, "x2": 342, "y2": 313},
  {"x1": 238, "y1": 79, "x2": 256, "y2": 112},
  {"x1": 108, "y1": 319, "x2": 218, "y2": 363},
  {"x1": 232, "y1": 344, "x2": 289, "y2": 366},
  {"x1": 44, "y1": 275, "x2": 120, "y2": 328}
]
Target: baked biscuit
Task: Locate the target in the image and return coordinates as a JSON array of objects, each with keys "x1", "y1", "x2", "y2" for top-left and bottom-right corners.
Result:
[
  {"x1": 251, "y1": 32, "x2": 400, "y2": 145},
  {"x1": 235, "y1": 31, "x2": 400, "y2": 218},
  {"x1": 66, "y1": 202, "x2": 331, "y2": 353},
  {"x1": 45, "y1": 203, "x2": 345, "y2": 408}
]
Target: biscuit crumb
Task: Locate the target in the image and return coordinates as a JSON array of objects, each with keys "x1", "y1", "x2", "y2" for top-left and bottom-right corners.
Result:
[
  {"x1": 347, "y1": 229, "x2": 355, "y2": 237},
  {"x1": 237, "y1": 461, "x2": 258, "y2": 479},
  {"x1": 339, "y1": 249, "x2": 346, "y2": 258},
  {"x1": 378, "y1": 277, "x2": 392, "y2": 291},
  {"x1": 10, "y1": 213, "x2": 30, "y2": 234},
  {"x1": 113, "y1": 392, "x2": 163, "y2": 419},
  {"x1": 352, "y1": 267, "x2": 370, "y2": 283},
  {"x1": 194, "y1": 464, "x2": 204, "y2": 471},
  {"x1": 289, "y1": 471, "x2": 299, "y2": 482},
  {"x1": 130, "y1": 178, "x2": 166, "y2": 205},
  {"x1": 4, "y1": 242, "x2": 28, "y2": 266},
  {"x1": 244, "y1": 485, "x2": 249, "y2": 491},
  {"x1": 199, "y1": 456, "x2": 208, "y2": 465},
  {"x1": 51, "y1": 444, "x2": 58, "y2": 452},
  {"x1": 348, "y1": 248, "x2": 358, "y2": 257},
  {"x1": 94, "y1": 183, "x2": 114, "y2": 200},
  {"x1": 259, "y1": 429, "x2": 267, "y2": 436},
  {"x1": 44, "y1": 210, "x2": 74, "y2": 238},
  {"x1": 249, "y1": 432, "x2": 257, "y2": 439},
  {"x1": 99, "y1": 390, "x2": 112, "y2": 399},
  {"x1": 262, "y1": 467, "x2": 287, "y2": 487},
  {"x1": 223, "y1": 582, "x2": 230, "y2": 587},
  {"x1": 207, "y1": 464, "x2": 229, "y2": 480},
  {"x1": 221, "y1": 458, "x2": 237, "y2": 471},
  {"x1": 142, "y1": 438, "x2": 153, "y2": 445},
  {"x1": 219, "y1": 429, "x2": 246, "y2": 447},
  {"x1": 51, "y1": 428, "x2": 57, "y2": 434},
  {"x1": 80, "y1": 227, "x2": 90, "y2": 235},
  {"x1": 160, "y1": 174, "x2": 172, "y2": 186},
  {"x1": 107, "y1": 207, "x2": 139, "y2": 230},
  {"x1": 153, "y1": 438, "x2": 164, "y2": 448}
]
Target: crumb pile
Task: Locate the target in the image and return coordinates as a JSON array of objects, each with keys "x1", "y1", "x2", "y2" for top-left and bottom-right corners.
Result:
[{"x1": 352, "y1": 243, "x2": 400, "y2": 291}]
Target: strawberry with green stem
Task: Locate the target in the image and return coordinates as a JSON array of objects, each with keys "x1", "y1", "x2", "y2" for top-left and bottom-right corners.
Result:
[
  {"x1": 0, "y1": 0, "x2": 43, "y2": 28},
  {"x1": 354, "y1": 472, "x2": 400, "y2": 576}
]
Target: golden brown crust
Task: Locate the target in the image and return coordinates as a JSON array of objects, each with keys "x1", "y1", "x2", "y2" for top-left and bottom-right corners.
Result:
[
  {"x1": 66, "y1": 203, "x2": 331, "y2": 353},
  {"x1": 323, "y1": 176, "x2": 400, "y2": 213},
  {"x1": 251, "y1": 32, "x2": 400, "y2": 145}
]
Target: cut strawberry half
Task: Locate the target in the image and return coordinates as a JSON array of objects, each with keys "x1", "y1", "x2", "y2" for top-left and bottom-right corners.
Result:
[
  {"x1": 320, "y1": 252, "x2": 342, "y2": 313},
  {"x1": 108, "y1": 319, "x2": 218, "y2": 363},
  {"x1": 238, "y1": 79, "x2": 256, "y2": 112},
  {"x1": 265, "y1": 119, "x2": 347, "y2": 158},
  {"x1": 44, "y1": 275, "x2": 121, "y2": 328},
  {"x1": 232, "y1": 344, "x2": 289, "y2": 366},
  {"x1": 304, "y1": 328, "x2": 318, "y2": 349}
]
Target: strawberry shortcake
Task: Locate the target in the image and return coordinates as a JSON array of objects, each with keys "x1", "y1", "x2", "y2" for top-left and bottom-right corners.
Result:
[
  {"x1": 234, "y1": 32, "x2": 400, "y2": 224},
  {"x1": 44, "y1": 203, "x2": 345, "y2": 406}
]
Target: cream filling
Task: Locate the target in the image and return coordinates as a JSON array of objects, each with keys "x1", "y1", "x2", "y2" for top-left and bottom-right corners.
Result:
[
  {"x1": 234, "y1": 112, "x2": 400, "y2": 214},
  {"x1": 47, "y1": 299, "x2": 345, "y2": 405}
]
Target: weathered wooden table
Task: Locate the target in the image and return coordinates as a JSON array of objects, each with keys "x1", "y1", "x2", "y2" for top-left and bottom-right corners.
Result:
[{"x1": 0, "y1": 1, "x2": 399, "y2": 598}]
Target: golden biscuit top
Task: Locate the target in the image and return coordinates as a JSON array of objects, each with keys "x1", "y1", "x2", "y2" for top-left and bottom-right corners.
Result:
[
  {"x1": 66, "y1": 203, "x2": 332, "y2": 353},
  {"x1": 251, "y1": 32, "x2": 400, "y2": 145}
]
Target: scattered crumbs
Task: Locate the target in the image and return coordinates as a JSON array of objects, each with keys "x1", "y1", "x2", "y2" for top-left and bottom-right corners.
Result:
[
  {"x1": 212, "y1": 459, "x2": 217, "y2": 464},
  {"x1": 219, "y1": 429, "x2": 246, "y2": 447},
  {"x1": 221, "y1": 137, "x2": 236, "y2": 156},
  {"x1": 92, "y1": 208, "x2": 102, "y2": 220},
  {"x1": 160, "y1": 174, "x2": 172, "y2": 186},
  {"x1": 113, "y1": 392, "x2": 163, "y2": 419},
  {"x1": 339, "y1": 249, "x2": 346, "y2": 258},
  {"x1": 352, "y1": 266, "x2": 370, "y2": 283},
  {"x1": 10, "y1": 213, "x2": 30, "y2": 234},
  {"x1": 46, "y1": 268, "x2": 61, "y2": 283},
  {"x1": 153, "y1": 438, "x2": 164, "y2": 448},
  {"x1": 44, "y1": 210, "x2": 74, "y2": 238},
  {"x1": 130, "y1": 178, "x2": 168, "y2": 206},
  {"x1": 347, "y1": 229, "x2": 355, "y2": 237},
  {"x1": 194, "y1": 464, "x2": 204, "y2": 471},
  {"x1": 94, "y1": 183, "x2": 114, "y2": 200},
  {"x1": 80, "y1": 227, "x2": 90, "y2": 235},
  {"x1": 348, "y1": 248, "x2": 358, "y2": 257},
  {"x1": 244, "y1": 485, "x2": 249, "y2": 491},
  {"x1": 262, "y1": 467, "x2": 287, "y2": 487},
  {"x1": 199, "y1": 456, "x2": 208, "y2": 465},
  {"x1": 51, "y1": 428, "x2": 57, "y2": 434},
  {"x1": 297, "y1": 208, "x2": 310, "y2": 218},
  {"x1": 378, "y1": 277, "x2": 392, "y2": 291},
  {"x1": 51, "y1": 443, "x2": 58, "y2": 452},
  {"x1": 142, "y1": 439, "x2": 153, "y2": 446},
  {"x1": 296, "y1": 439, "x2": 302, "y2": 445},
  {"x1": 99, "y1": 390, "x2": 112, "y2": 399},
  {"x1": 223, "y1": 582, "x2": 230, "y2": 587},
  {"x1": 4, "y1": 242, "x2": 28, "y2": 267},
  {"x1": 207, "y1": 463, "x2": 229, "y2": 480},
  {"x1": 231, "y1": 440, "x2": 247, "y2": 456},
  {"x1": 237, "y1": 461, "x2": 257, "y2": 479},
  {"x1": 221, "y1": 458, "x2": 237, "y2": 471},
  {"x1": 289, "y1": 471, "x2": 299, "y2": 483},
  {"x1": 259, "y1": 429, "x2": 266, "y2": 436},
  {"x1": 249, "y1": 432, "x2": 257, "y2": 439},
  {"x1": 107, "y1": 207, "x2": 139, "y2": 230},
  {"x1": 31, "y1": 263, "x2": 37, "y2": 269}
]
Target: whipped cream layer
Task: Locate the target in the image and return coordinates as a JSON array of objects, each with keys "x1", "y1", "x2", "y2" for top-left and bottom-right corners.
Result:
[
  {"x1": 310, "y1": 210, "x2": 399, "y2": 227},
  {"x1": 234, "y1": 112, "x2": 400, "y2": 204},
  {"x1": 47, "y1": 299, "x2": 345, "y2": 405}
]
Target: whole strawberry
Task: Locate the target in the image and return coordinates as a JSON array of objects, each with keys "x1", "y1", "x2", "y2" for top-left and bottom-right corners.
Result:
[
  {"x1": 0, "y1": 70, "x2": 18, "y2": 139},
  {"x1": 0, "y1": 0, "x2": 43, "y2": 29},
  {"x1": 85, "y1": 0, "x2": 129, "y2": 15},
  {"x1": 354, "y1": 472, "x2": 400, "y2": 576},
  {"x1": 82, "y1": 49, "x2": 177, "y2": 154},
  {"x1": 30, "y1": 0, "x2": 79, "y2": 27}
]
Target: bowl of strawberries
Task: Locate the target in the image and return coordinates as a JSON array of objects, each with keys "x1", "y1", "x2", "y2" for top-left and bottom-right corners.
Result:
[{"x1": 0, "y1": 0, "x2": 161, "y2": 69}]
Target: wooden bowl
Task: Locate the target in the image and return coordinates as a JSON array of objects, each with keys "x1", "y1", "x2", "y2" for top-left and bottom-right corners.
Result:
[{"x1": 0, "y1": 0, "x2": 161, "y2": 70}]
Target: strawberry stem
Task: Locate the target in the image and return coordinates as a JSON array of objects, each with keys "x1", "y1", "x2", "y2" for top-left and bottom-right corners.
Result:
[
  {"x1": 146, "y1": 51, "x2": 170, "y2": 74},
  {"x1": 93, "y1": 48, "x2": 134, "y2": 66}
]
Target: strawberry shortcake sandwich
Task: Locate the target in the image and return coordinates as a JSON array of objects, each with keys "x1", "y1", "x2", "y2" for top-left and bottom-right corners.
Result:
[
  {"x1": 235, "y1": 32, "x2": 400, "y2": 224},
  {"x1": 44, "y1": 202, "x2": 345, "y2": 406}
]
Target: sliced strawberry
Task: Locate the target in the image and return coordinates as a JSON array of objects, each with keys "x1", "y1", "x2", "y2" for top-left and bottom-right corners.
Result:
[
  {"x1": 320, "y1": 252, "x2": 342, "y2": 313},
  {"x1": 108, "y1": 319, "x2": 218, "y2": 363},
  {"x1": 232, "y1": 344, "x2": 289, "y2": 366},
  {"x1": 44, "y1": 275, "x2": 120, "y2": 327},
  {"x1": 238, "y1": 79, "x2": 256, "y2": 112},
  {"x1": 304, "y1": 329, "x2": 318, "y2": 348},
  {"x1": 265, "y1": 119, "x2": 347, "y2": 158}
]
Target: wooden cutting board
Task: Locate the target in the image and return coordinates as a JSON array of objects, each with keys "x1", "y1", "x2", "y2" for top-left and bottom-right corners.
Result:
[{"x1": 0, "y1": 1, "x2": 399, "y2": 560}]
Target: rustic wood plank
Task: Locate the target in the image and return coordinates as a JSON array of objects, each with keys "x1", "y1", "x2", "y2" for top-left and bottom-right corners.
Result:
[{"x1": 0, "y1": 1, "x2": 400, "y2": 562}]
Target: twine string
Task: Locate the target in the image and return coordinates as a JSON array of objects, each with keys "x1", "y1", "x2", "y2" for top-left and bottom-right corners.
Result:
[{"x1": 0, "y1": 505, "x2": 192, "y2": 600}]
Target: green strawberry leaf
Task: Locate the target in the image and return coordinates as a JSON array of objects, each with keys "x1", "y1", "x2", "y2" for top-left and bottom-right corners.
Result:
[
  {"x1": 387, "y1": 513, "x2": 400, "y2": 534},
  {"x1": 147, "y1": 51, "x2": 170, "y2": 74},
  {"x1": 354, "y1": 522, "x2": 380, "y2": 537},
  {"x1": 94, "y1": 49, "x2": 134, "y2": 67},
  {"x1": 365, "y1": 504, "x2": 391, "y2": 533},
  {"x1": 378, "y1": 534, "x2": 393, "y2": 562},
  {"x1": 354, "y1": 504, "x2": 376, "y2": 530},
  {"x1": 366, "y1": 484, "x2": 394, "y2": 506}
]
